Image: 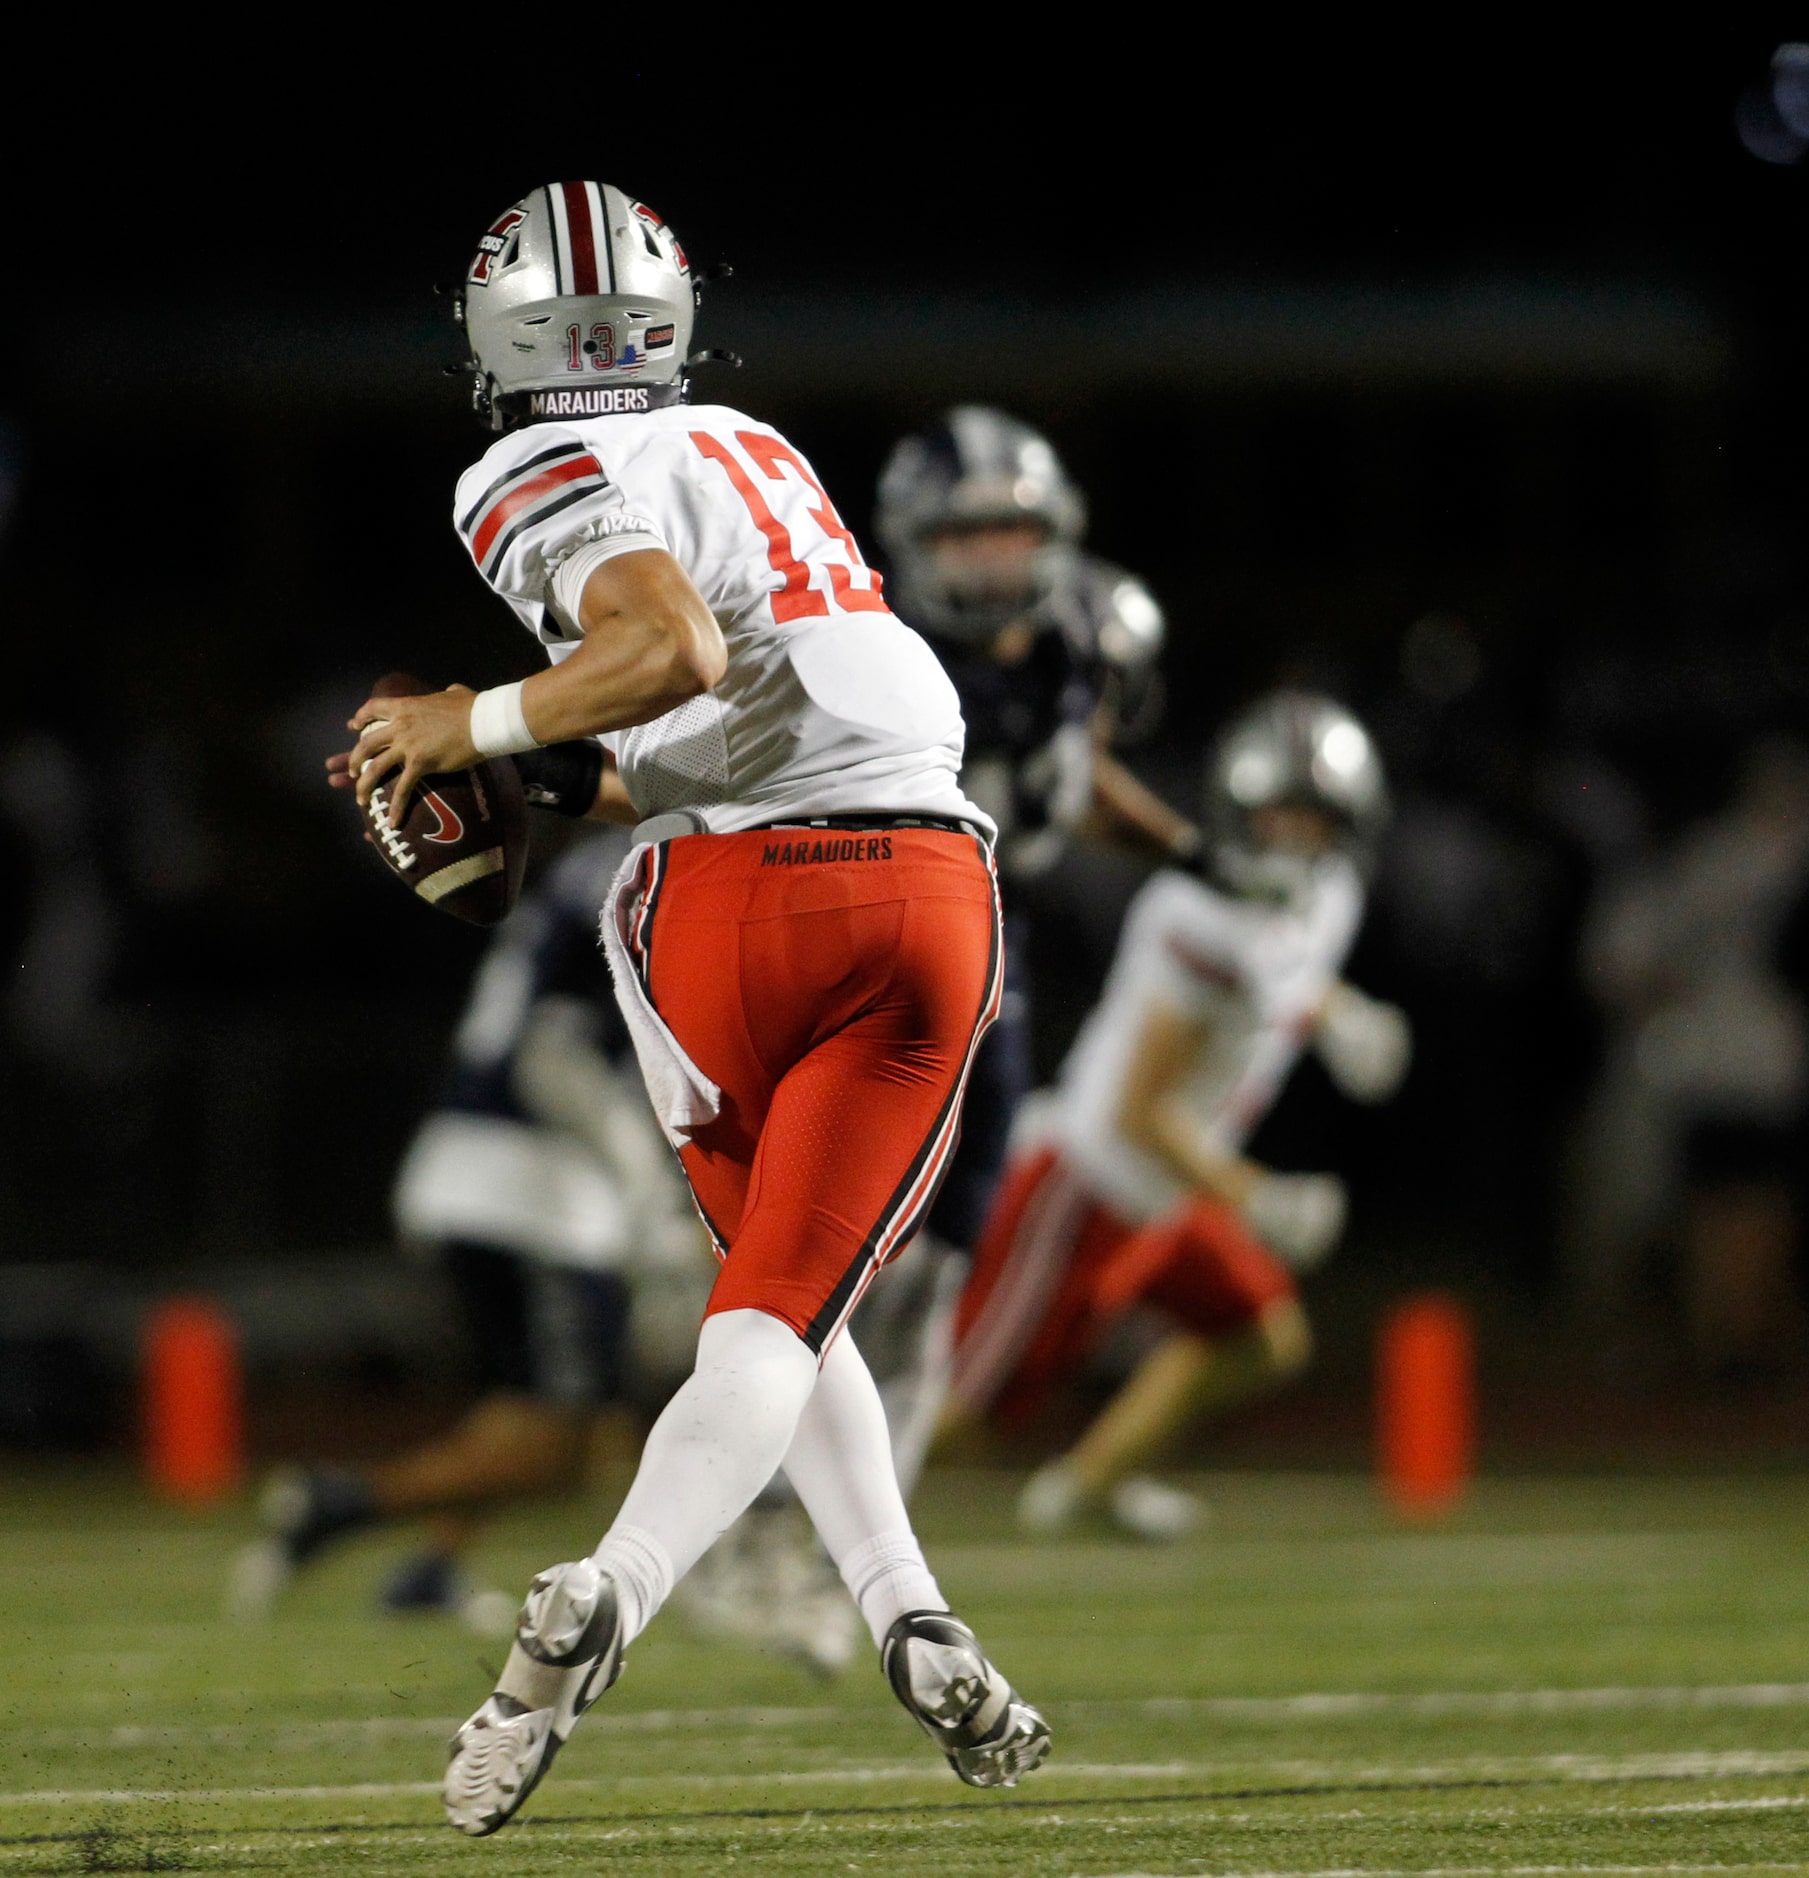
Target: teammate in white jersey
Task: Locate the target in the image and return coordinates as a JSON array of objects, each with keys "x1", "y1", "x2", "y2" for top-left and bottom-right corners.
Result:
[
  {"x1": 947, "y1": 693, "x2": 1412, "y2": 1538},
  {"x1": 332, "y1": 182, "x2": 1048, "y2": 1835}
]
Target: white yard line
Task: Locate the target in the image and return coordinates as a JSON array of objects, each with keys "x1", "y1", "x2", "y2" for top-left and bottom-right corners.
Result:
[
  {"x1": 6, "y1": 1748, "x2": 1809, "y2": 1808},
  {"x1": 1074, "y1": 1868, "x2": 1809, "y2": 1878},
  {"x1": 1604, "y1": 1796, "x2": 1809, "y2": 1815},
  {"x1": 1070, "y1": 1683, "x2": 1809, "y2": 1722},
  {"x1": 16, "y1": 1680, "x2": 1809, "y2": 1752}
]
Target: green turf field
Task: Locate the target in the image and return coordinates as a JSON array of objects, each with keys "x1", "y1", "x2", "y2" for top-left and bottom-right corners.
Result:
[{"x1": 3, "y1": 1466, "x2": 1809, "y2": 1875}]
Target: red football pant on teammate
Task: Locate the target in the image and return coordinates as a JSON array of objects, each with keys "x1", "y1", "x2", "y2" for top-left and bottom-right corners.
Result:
[
  {"x1": 633, "y1": 826, "x2": 1002, "y2": 1352},
  {"x1": 951, "y1": 1146, "x2": 1297, "y2": 1428}
]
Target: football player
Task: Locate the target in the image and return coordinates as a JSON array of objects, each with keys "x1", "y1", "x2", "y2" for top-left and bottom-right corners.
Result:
[
  {"x1": 332, "y1": 182, "x2": 1049, "y2": 1835},
  {"x1": 227, "y1": 827, "x2": 708, "y2": 1631},
  {"x1": 946, "y1": 692, "x2": 1412, "y2": 1538}
]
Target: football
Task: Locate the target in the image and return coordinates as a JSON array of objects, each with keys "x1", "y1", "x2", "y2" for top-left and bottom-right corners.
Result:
[{"x1": 356, "y1": 672, "x2": 529, "y2": 926}]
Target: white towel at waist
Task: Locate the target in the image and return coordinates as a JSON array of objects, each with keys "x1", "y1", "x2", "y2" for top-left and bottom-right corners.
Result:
[{"x1": 598, "y1": 840, "x2": 722, "y2": 1148}]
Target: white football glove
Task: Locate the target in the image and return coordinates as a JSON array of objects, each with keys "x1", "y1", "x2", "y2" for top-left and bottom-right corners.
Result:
[
  {"x1": 1314, "y1": 983, "x2": 1412, "y2": 1103},
  {"x1": 1242, "y1": 1171, "x2": 1348, "y2": 1270}
]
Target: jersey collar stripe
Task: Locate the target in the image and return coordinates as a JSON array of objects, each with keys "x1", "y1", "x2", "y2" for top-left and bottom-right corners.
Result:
[
  {"x1": 476, "y1": 481, "x2": 602, "y2": 580},
  {"x1": 560, "y1": 180, "x2": 600, "y2": 295},
  {"x1": 545, "y1": 183, "x2": 570, "y2": 295},
  {"x1": 459, "y1": 442, "x2": 597, "y2": 535},
  {"x1": 468, "y1": 456, "x2": 605, "y2": 570}
]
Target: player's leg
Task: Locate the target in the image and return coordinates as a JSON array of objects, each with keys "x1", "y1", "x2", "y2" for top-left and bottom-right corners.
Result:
[
  {"x1": 865, "y1": 1237, "x2": 969, "y2": 1492},
  {"x1": 367, "y1": 1392, "x2": 591, "y2": 1516},
  {"x1": 582, "y1": 867, "x2": 1005, "y2": 1636},
  {"x1": 375, "y1": 1254, "x2": 629, "y2": 1511},
  {"x1": 681, "y1": 982, "x2": 1019, "y2": 1672},
  {"x1": 780, "y1": 1326, "x2": 1049, "y2": 1785},
  {"x1": 1018, "y1": 1199, "x2": 1305, "y2": 1537},
  {"x1": 944, "y1": 1146, "x2": 1130, "y2": 1434},
  {"x1": 230, "y1": 1248, "x2": 623, "y2": 1621},
  {"x1": 879, "y1": 918, "x2": 1034, "y2": 1488},
  {"x1": 446, "y1": 834, "x2": 1043, "y2": 1833}
]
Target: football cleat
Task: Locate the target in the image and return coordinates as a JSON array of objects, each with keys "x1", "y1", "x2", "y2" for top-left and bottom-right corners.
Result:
[
  {"x1": 1016, "y1": 1459, "x2": 1086, "y2": 1536},
  {"x1": 881, "y1": 1610, "x2": 1051, "y2": 1789},
  {"x1": 443, "y1": 1558, "x2": 624, "y2": 1837},
  {"x1": 380, "y1": 1549, "x2": 468, "y2": 1614},
  {"x1": 1108, "y1": 1474, "x2": 1206, "y2": 1542},
  {"x1": 225, "y1": 1467, "x2": 376, "y2": 1619}
]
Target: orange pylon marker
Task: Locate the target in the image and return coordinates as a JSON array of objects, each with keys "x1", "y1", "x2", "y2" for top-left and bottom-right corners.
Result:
[
  {"x1": 142, "y1": 1296, "x2": 244, "y2": 1504},
  {"x1": 1376, "y1": 1292, "x2": 1475, "y2": 1518}
]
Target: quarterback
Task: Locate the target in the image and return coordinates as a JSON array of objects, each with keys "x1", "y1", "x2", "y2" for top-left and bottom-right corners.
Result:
[
  {"x1": 947, "y1": 692, "x2": 1412, "y2": 1536},
  {"x1": 337, "y1": 182, "x2": 1049, "y2": 1835}
]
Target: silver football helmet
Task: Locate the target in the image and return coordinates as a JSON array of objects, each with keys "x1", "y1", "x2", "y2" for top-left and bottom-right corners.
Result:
[
  {"x1": 1206, "y1": 691, "x2": 1388, "y2": 905},
  {"x1": 1063, "y1": 556, "x2": 1167, "y2": 744},
  {"x1": 455, "y1": 182, "x2": 697, "y2": 430},
  {"x1": 875, "y1": 407, "x2": 1086, "y2": 644}
]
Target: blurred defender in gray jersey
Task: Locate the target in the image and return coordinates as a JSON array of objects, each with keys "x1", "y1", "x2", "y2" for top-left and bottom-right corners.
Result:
[{"x1": 229, "y1": 829, "x2": 709, "y2": 1629}]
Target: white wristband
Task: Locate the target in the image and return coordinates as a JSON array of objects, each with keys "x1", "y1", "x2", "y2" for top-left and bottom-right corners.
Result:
[{"x1": 468, "y1": 680, "x2": 541, "y2": 758}]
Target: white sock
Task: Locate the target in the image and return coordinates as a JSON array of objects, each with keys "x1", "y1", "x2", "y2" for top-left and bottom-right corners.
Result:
[
  {"x1": 877, "y1": 1245, "x2": 968, "y2": 1499},
  {"x1": 780, "y1": 1333, "x2": 947, "y2": 1646},
  {"x1": 837, "y1": 1528, "x2": 947, "y2": 1648},
  {"x1": 590, "y1": 1523, "x2": 673, "y2": 1647},
  {"x1": 591, "y1": 1308, "x2": 818, "y2": 1635}
]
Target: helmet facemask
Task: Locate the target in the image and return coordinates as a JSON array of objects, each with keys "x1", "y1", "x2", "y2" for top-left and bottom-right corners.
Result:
[
  {"x1": 913, "y1": 518, "x2": 1075, "y2": 646},
  {"x1": 876, "y1": 408, "x2": 1086, "y2": 646}
]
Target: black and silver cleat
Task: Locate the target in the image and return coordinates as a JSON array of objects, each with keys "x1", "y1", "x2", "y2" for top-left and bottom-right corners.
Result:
[
  {"x1": 443, "y1": 1558, "x2": 625, "y2": 1836},
  {"x1": 881, "y1": 1609, "x2": 1051, "y2": 1789}
]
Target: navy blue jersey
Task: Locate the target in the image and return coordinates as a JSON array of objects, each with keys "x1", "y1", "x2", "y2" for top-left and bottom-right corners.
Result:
[
  {"x1": 440, "y1": 829, "x2": 633, "y2": 1122},
  {"x1": 931, "y1": 611, "x2": 1099, "y2": 855}
]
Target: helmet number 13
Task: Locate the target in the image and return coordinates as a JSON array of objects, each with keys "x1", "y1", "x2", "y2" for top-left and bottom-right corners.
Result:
[{"x1": 566, "y1": 323, "x2": 615, "y2": 371}]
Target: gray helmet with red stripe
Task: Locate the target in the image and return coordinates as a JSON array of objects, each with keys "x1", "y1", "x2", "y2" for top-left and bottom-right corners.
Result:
[{"x1": 455, "y1": 182, "x2": 696, "y2": 430}]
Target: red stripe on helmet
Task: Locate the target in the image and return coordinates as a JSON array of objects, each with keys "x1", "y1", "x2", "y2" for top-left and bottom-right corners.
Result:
[
  {"x1": 470, "y1": 454, "x2": 603, "y2": 566},
  {"x1": 562, "y1": 180, "x2": 599, "y2": 295}
]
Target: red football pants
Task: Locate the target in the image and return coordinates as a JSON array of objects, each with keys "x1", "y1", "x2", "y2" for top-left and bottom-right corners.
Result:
[
  {"x1": 950, "y1": 1147, "x2": 1296, "y2": 1427},
  {"x1": 632, "y1": 825, "x2": 1001, "y2": 1353}
]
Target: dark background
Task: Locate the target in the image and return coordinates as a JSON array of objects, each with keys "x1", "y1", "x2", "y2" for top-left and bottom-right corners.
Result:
[{"x1": 5, "y1": 32, "x2": 1809, "y2": 1455}]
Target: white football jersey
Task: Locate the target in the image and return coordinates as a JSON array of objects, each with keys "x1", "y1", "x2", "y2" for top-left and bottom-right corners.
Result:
[
  {"x1": 1036, "y1": 861, "x2": 1364, "y2": 1222},
  {"x1": 454, "y1": 405, "x2": 991, "y2": 835}
]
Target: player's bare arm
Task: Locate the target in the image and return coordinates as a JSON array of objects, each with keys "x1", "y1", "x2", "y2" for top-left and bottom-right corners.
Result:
[
  {"x1": 1115, "y1": 1000, "x2": 1263, "y2": 1207},
  {"x1": 340, "y1": 549, "x2": 725, "y2": 828},
  {"x1": 540, "y1": 548, "x2": 727, "y2": 739},
  {"x1": 1087, "y1": 748, "x2": 1201, "y2": 860}
]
